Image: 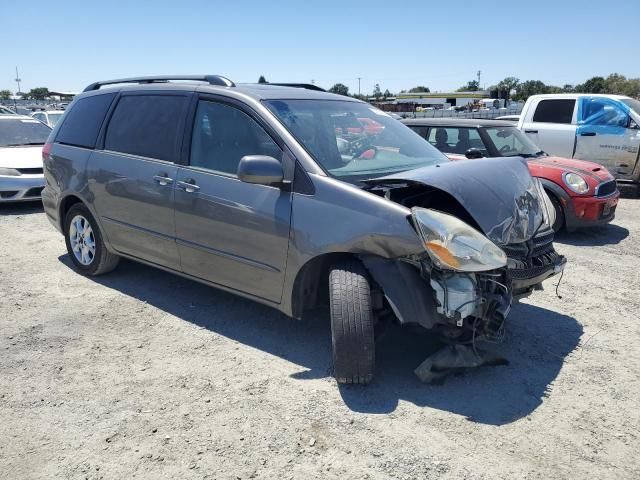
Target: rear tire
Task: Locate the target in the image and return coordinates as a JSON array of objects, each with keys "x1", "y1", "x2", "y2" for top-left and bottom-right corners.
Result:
[
  {"x1": 329, "y1": 260, "x2": 375, "y2": 384},
  {"x1": 548, "y1": 192, "x2": 565, "y2": 233},
  {"x1": 64, "y1": 203, "x2": 119, "y2": 276}
]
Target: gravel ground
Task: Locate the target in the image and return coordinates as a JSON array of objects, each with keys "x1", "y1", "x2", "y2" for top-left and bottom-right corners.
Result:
[{"x1": 1, "y1": 198, "x2": 639, "y2": 480}]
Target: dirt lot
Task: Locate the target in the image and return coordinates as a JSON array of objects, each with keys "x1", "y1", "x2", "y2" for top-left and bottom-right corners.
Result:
[{"x1": 1, "y1": 197, "x2": 639, "y2": 480}]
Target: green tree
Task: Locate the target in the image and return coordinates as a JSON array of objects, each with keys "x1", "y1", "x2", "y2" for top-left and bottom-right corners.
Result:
[
  {"x1": 457, "y1": 80, "x2": 480, "y2": 92},
  {"x1": 383, "y1": 89, "x2": 391, "y2": 99},
  {"x1": 512, "y1": 80, "x2": 549, "y2": 101},
  {"x1": 0, "y1": 90, "x2": 12, "y2": 100},
  {"x1": 575, "y1": 76, "x2": 606, "y2": 93},
  {"x1": 561, "y1": 84, "x2": 575, "y2": 93},
  {"x1": 408, "y1": 86, "x2": 430, "y2": 93},
  {"x1": 373, "y1": 83, "x2": 382, "y2": 100},
  {"x1": 328, "y1": 83, "x2": 349, "y2": 96},
  {"x1": 27, "y1": 87, "x2": 50, "y2": 100},
  {"x1": 497, "y1": 77, "x2": 520, "y2": 99},
  {"x1": 258, "y1": 75, "x2": 267, "y2": 84}
]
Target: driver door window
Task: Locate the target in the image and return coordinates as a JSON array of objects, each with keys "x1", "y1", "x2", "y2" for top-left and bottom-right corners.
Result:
[
  {"x1": 580, "y1": 97, "x2": 629, "y2": 128},
  {"x1": 190, "y1": 101, "x2": 282, "y2": 175}
]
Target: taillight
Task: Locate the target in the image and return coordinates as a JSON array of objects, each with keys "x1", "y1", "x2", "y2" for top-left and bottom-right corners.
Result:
[{"x1": 42, "y1": 142, "x2": 52, "y2": 161}]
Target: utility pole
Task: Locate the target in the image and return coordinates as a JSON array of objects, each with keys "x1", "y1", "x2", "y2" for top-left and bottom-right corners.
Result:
[
  {"x1": 357, "y1": 77, "x2": 361, "y2": 97},
  {"x1": 477, "y1": 70, "x2": 481, "y2": 88},
  {"x1": 15, "y1": 66, "x2": 22, "y2": 95}
]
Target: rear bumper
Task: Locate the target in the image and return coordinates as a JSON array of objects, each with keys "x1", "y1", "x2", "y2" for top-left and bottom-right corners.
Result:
[
  {"x1": 0, "y1": 175, "x2": 45, "y2": 202},
  {"x1": 565, "y1": 192, "x2": 619, "y2": 230}
]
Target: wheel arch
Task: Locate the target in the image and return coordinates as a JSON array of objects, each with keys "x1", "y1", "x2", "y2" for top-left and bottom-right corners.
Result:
[{"x1": 290, "y1": 252, "x2": 363, "y2": 320}]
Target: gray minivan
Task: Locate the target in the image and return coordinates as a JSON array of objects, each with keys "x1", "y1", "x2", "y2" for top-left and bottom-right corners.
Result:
[{"x1": 42, "y1": 75, "x2": 565, "y2": 384}]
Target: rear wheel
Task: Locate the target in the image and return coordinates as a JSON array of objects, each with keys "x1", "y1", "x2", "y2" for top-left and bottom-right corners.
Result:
[
  {"x1": 547, "y1": 192, "x2": 565, "y2": 233},
  {"x1": 329, "y1": 260, "x2": 375, "y2": 384},
  {"x1": 64, "y1": 203, "x2": 119, "y2": 275}
]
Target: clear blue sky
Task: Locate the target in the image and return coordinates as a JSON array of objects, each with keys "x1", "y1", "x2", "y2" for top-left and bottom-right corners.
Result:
[{"x1": 2, "y1": 0, "x2": 639, "y2": 94}]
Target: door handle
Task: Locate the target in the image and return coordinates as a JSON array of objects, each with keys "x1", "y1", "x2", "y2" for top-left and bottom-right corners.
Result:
[
  {"x1": 580, "y1": 131, "x2": 596, "y2": 136},
  {"x1": 524, "y1": 129, "x2": 538, "y2": 134},
  {"x1": 153, "y1": 174, "x2": 174, "y2": 186},
  {"x1": 177, "y1": 179, "x2": 200, "y2": 193}
]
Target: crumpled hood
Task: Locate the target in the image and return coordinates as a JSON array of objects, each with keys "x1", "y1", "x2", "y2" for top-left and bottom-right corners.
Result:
[
  {"x1": 528, "y1": 156, "x2": 613, "y2": 183},
  {"x1": 0, "y1": 146, "x2": 44, "y2": 169},
  {"x1": 365, "y1": 157, "x2": 545, "y2": 246}
]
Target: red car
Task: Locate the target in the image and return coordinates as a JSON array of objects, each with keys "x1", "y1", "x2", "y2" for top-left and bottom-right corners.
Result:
[{"x1": 403, "y1": 118, "x2": 620, "y2": 232}]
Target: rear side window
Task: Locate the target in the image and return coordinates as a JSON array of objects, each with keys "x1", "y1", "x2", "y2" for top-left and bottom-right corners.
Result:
[
  {"x1": 56, "y1": 93, "x2": 115, "y2": 148},
  {"x1": 105, "y1": 95, "x2": 189, "y2": 162},
  {"x1": 532, "y1": 99, "x2": 575, "y2": 124}
]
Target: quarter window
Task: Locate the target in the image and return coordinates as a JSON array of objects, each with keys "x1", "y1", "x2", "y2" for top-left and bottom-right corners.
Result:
[
  {"x1": 56, "y1": 93, "x2": 116, "y2": 149},
  {"x1": 104, "y1": 95, "x2": 189, "y2": 162},
  {"x1": 190, "y1": 101, "x2": 281, "y2": 175},
  {"x1": 532, "y1": 99, "x2": 575, "y2": 124}
]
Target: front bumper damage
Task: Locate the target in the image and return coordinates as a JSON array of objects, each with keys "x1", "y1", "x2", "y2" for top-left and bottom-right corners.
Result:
[{"x1": 360, "y1": 228, "x2": 566, "y2": 383}]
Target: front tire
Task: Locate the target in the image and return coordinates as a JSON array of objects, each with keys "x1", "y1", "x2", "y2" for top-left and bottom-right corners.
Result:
[
  {"x1": 64, "y1": 203, "x2": 119, "y2": 275},
  {"x1": 329, "y1": 260, "x2": 375, "y2": 384}
]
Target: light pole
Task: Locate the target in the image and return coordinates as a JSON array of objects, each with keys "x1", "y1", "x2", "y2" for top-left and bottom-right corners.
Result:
[
  {"x1": 357, "y1": 77, "x2": 361, "y2": 97},
  {"x1": 15, "y1": 66, "x2": 22, "y2": 96}
]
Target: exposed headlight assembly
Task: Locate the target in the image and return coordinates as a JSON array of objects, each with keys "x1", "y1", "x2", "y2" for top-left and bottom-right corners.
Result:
[
  {"x1": 0, "y1": 167, "x2": 21, "y2": 176},
  {"x1": 411, "y1": 207, "x2": 507, "y2": 272},
  {"x1": 563, "y1": 172, "x2": 589, "y2": 194}
]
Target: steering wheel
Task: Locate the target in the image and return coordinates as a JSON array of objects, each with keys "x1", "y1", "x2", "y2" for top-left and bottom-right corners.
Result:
[
  {"x1": 352, "y1": 142, "x2": 378, "y2": 159},
  {"x1": 499, "y1": 145, "x2": 513, "y2": 154}
]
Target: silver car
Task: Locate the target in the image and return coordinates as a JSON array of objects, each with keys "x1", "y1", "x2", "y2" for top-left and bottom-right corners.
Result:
[
  {"x1": 42, "y1": 75, "x2": 565, "y2": 384},
  {"x1": 0, "y1": 115, "x2": 49, "y2": 202}
]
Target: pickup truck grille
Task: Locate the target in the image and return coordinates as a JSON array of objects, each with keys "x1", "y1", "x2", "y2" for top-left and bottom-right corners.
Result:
[{"x1": 596, "y1": 180, "x2": 617, "y2": 197}]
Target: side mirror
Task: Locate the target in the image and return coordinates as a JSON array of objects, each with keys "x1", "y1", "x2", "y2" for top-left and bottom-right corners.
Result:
[
  {"x1": 629, "y1": 119, "x2": 639, "y2": 130},
  {"x1": 465, "y1": 148, "x2": 484, "y2": 159},
  {"x1": 237, "y1": 155, "x2": 284, "y2": 186}
]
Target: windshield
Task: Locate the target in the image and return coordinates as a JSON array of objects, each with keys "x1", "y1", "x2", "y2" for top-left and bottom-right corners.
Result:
[
  {"x1": 47, "y1": 113, "x2": 63, "y2": 127},
  {"x1": 265, "y1": 99, "x2": 447, "y2": 183},
  {"x1": 621, "y1": 98, "x2": 640, "y2": 116},
  {"x1": 483, "y1": 126, "x2": 543, "y2": 158},
  {"x1": 0, "y1": 118, "x2": 51, "y2": 147}
]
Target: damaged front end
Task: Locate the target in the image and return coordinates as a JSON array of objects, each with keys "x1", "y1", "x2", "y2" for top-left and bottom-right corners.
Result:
[{"x1": 361, "y1": 157, "x2": 566, "y2": 381}]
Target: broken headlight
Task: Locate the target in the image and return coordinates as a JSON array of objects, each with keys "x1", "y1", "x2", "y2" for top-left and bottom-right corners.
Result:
[{"x1": 411, "y1": 207, "x2": 507, "y2": 272}]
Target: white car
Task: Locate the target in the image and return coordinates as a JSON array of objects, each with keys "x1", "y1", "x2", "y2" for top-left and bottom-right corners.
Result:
[
  {"x1": 30, "y1": 110, "x2": 65, "y2": 128},
  {"x1": 518, "y1": 93, "x2": 640, "y2": 187},
  {"x1": 0, "y1": 105, "x2": 16, "y2": 114},
  {"x1": 0, "y1": 115, "x2": 50, "y2": 202}
]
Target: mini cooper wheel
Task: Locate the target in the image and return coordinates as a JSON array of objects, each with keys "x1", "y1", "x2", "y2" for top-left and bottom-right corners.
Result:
[
  {"x1": 329, "y1": 260, "x2": 375, "y2": 384},
  {"x1": 64, "y1": 203, "x2": 119, "y2": 275}
]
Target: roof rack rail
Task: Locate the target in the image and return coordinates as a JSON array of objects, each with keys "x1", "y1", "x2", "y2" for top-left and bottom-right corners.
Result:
[
  {"x1": 267, "y1": 83, "x2": 326, "y2": 92},
  {"x1": 83, "y1": 75, "x2": 235, "y2": 92}
]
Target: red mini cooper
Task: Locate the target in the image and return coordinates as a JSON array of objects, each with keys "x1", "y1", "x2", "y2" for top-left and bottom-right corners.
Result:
[{"x1": 403, "y1": 118, "x2": 620, "y2": 232}]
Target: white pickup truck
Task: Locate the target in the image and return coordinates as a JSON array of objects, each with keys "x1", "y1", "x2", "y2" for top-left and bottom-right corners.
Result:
[{"x1": 518, "y1": 94, "x2": 640, "y2": 188}]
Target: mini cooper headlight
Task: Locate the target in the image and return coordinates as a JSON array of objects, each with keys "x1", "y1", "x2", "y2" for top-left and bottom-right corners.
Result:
[
  {"x1": 563, "y1": 172, "x2": 589, "y2": 194},
  {"x1": 411, "y1": 207, "x2": 507, "y2": 272},
  {"x1": 0, "y1": 167, "x2": 21, "y2": 176}
]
